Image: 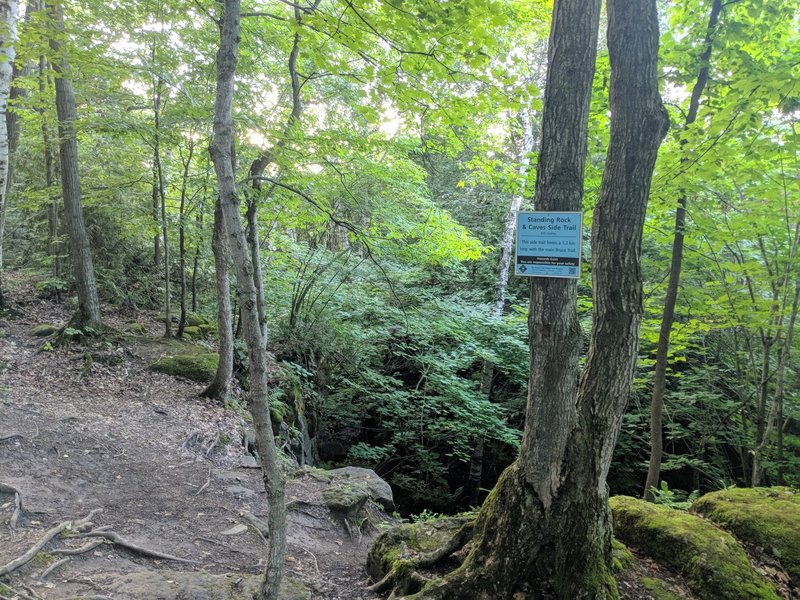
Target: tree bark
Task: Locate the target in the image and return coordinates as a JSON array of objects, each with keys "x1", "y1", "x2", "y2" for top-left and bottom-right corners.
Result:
[
  {"x1": 152, "y1": 76, "x2": 172, "y2": 337},
  {"x1": 47, "y1": 0, "x2": 102, "y2": 330},
  {"x1": 209, "y1": 2, "x2": 286, "y2": 598},
  {"x1": 176, "y1": 138, "x2": 194, "y2": 338},
  {"x1": 0, "y1": 0, "x2": 18, "y2": 307},
  {"x1": 201, "y1": 199, "x2": 234, "y2": 404},
  {"x1": 644, "y1": 0, "x2": 723, "y2": 501},
  {"x1": 411, "y1": 0, "x2": 667, "y2": 597}
]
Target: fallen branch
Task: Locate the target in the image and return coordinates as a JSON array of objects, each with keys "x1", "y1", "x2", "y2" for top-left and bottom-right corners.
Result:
[
  {"x1": 40, "y1": 557, "x2": 71, "y2": 579},
  {"x1": 0, "y1": 433, "x2": 23, "y2": 443},
  {"x1": 76, "y1": 530, "x2": 196, "y2": 564},
  {"x1": 0, "y1": 509, "x2": 101, "y2": 577}
]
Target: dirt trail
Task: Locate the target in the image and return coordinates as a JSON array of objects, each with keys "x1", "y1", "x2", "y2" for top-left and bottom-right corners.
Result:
[{"x1": 0, "y1": 274, "x2": 384, "y2": 600}]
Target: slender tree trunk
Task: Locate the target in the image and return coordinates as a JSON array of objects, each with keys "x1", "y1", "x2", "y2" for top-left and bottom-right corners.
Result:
[
  {"x1": 176, "y1": 139, "x2": 194, "y2": 338},
  {"x1": 0, "y1": 0, "x2": 18, "y2": 307},
  {"x1": 152, "y1": 79, "x2": 172, "y2": 337},
  {"x1": 47, "y1": 0, "x2": 101, "y2": 330},
  {"x1": 246, "y1": 196, "x2": 266, "y2": 341},
  {"x1": 210, "y1": 3, "x2": 286, "y2": 599},
  {"x1": 201, "y1": 199, "x2": 233, "y2": 404},
  {"x1": 418, "y1": 0, "x2": 668, "y2": 596},
  {"x1": 644, "y1": 0, "x2": 722, "y2": 501}
]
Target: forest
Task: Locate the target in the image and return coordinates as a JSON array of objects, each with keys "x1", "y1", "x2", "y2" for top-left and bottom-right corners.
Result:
[{"x1": 0, "y1": 0, "x2": 798, "y2": 598}]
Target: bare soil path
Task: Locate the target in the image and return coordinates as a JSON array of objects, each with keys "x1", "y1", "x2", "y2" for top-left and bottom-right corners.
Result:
[{"x1": 0, "y1": 273, "x2": 384, "y2": 600}]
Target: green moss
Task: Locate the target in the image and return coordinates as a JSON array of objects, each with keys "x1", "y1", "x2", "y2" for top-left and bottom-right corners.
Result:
[
  {"x1": 182, "y1": 326, "x2": 203, "y2": 340},
  {"x1": 611, "y1": 538, "x2": 634, "y2": 572},
  {"x1": 693, "y1": 487, "x2": 800, "y2": 584},
  {"x1": 149, "y1": 353, "x2": 218, "y2": 382},
  {"x1": 322, "y1": 482, "x2": 371, "y2": 514},
  {"x1": 610, "y1": 495, "x2": 779, "y2": 599},
  {"x1": 30, "y1": 323, "x2": 59, "y2": 337},
  {"x1": 640, "y1": 577, "x2": 683, "y2": 600},
  {"x1": 367, "y1": 515, "x2": 473, "y2": 582},
  {"x1": 186, "y1": 313, "x2": 211, "y2": 327},
  {"x1": 123, "y1": 322, "x2": 147, "y2": 335}
]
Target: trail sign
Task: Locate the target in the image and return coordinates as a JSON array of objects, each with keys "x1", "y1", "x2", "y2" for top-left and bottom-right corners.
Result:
[{"x1": 515, "y1": 211, "x2": 583, "y2": 278}]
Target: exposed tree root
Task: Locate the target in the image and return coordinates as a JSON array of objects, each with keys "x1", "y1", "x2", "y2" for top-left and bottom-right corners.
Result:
[
  {"x1": 0, "y1": 509, "x2": 100, "y2": 577},
  {"x1": 40, "y1": 557, "x2": 71, "y2": 579},
  {"x1": 75, "y1": 530, "x2": 196, "y2": 564},
  {"x1": 0, "y1": 508, "x2": 195, "y2": 580},
  {"x1": 0, "y1": 482, "x2": 23, "y2": 529},
  {"x1": 50, "y1": 539, "x2": 105, "y2": 556},
  {"x1": 367, "y1": 520, "x2": 474, "y2": 598}
]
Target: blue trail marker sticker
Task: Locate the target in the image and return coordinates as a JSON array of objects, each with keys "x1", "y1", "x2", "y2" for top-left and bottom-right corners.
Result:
[{"x1": 515, "y1": 211, "x2": 583, "y2": 279}]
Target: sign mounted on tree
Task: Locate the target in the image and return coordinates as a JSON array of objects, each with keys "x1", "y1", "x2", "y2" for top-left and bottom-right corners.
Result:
[{"x1": 515, "y1": 211, "x2": 583, "y2": 278}]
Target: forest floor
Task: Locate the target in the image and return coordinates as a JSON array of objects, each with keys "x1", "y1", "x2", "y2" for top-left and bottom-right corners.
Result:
[
  {"x1": 0, "y1": 271, "x2": 784, "y2": 600},
  {"x1": 0, "y1": 272, "x2": 385, "y2": 600}
]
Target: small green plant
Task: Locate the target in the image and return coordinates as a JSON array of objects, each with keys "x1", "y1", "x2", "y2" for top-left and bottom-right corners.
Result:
[
  {"x1": 650, "y1": 481, "x2": 700, "y2": 510},
  {"x1": 411, "y1": 509, "x2": 445, "y2": 523}
]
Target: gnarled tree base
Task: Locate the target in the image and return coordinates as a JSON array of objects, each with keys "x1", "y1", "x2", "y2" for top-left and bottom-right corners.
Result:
[{"x1": 369, "y1": 463, "x2": 618, "y2": 600}]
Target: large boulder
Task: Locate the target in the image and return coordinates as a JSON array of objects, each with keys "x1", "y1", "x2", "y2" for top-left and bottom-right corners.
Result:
[
  {"x1": 693, "y1": 487, "x2": 800, "y2": 586},
  {"x1": 149, "y1": 353, "x2": 218, "y2": 383},
  {"x1": 327, "y1": 466, "x2": 395, "y2": 511},
  {"x1": 611, "y1": 495, "x2": 779, "y2": 600}
]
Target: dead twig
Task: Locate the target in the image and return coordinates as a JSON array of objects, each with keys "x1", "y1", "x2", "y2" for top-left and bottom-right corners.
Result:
[
  {"x1": 195, "y1": 466, "x2": 212, "y2": 496},
  {"x1": 76, "y1": 530, "x2": 196, "y2": 564},
  {"x1": 0, "y1": 433, "x2": 23, "y2": 443},
  {"x1": 40, "y1": 556, "x2": 71, "y2": 579},
  {"x1": 0, "y1": 509, "x2": 101, "y2": 577}
]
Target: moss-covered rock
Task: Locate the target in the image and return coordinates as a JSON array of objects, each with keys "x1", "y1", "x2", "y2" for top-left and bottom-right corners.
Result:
[
  {"x1": 149, "y1": 353, "x2": 218, "y2": 382},
  {"x1": 322, "y1": 482, "x2": 371, "y2": 516},
  {"x1": 693, "y1": 487, "x2": 800, "y2": 585},
  {"x1": 640, "y1": 577, "x2": 683, "y2": 600},
  {"x1": 611, "y1": 538, "x2": 634, "y2": 573},
  {"x1": 182, "y1": 325, "x2": 203, "y2": 340},
  {"x1": 610, "y1": 495, "x2": 779, "y2": 599},
  {"x1": 186, "y1": 312, "x2": 211, "y2": 327},
  {"x1": 123, "y1": 322, "x2": 147, "y2": 335},
  {"x1": 30, "y1": 323, "x2": 59, "y2": 337}
]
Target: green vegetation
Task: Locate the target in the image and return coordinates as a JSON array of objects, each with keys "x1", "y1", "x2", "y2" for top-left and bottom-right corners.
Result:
[{"x1": 610, "y1": 495, "x2": 780, "y2": 599}]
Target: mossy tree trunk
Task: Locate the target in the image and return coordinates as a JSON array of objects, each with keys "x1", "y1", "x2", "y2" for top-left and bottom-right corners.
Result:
[
  {"x1": 410, "y1": 0, "x2": 668, "y2": 598},
  {"x1": 209, "y1": 1, "x2": 286, "y2": 598}
]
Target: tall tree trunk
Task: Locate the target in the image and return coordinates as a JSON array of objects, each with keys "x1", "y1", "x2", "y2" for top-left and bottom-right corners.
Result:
[
  {"x1": 210, "y1": 2, "x2": 286, "y2": 599},
  {"x1": 153, "y1": 78, "x2": 171, "y2": 337},
  {"x1": 644, "y1": 0, "x2": 722, "y2": 502},
  {"x1": 47, "y1": 0, "x2": 101, "y2": 330},
  {"x1": 644, "y1": 0, "x2": 722, "y2": 501},
  {"x1": 201, "y1": 199, "x2": 234, "y2": 404},
  {"x1": 176, "y1": 138, "x2": 194, "y2": 338},
  {"x1": 0, "y1": 0, "x2": 18, "y2": 307},
  {"x1": 415, "y1": 0, "x2": 667, "y2": 597}
]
